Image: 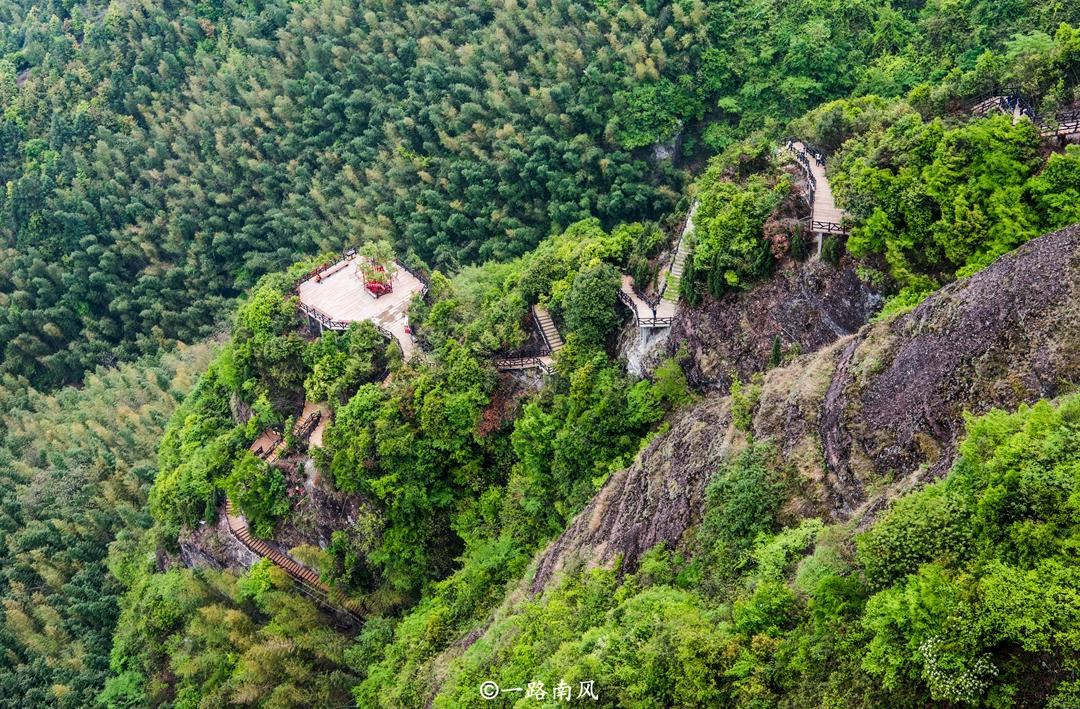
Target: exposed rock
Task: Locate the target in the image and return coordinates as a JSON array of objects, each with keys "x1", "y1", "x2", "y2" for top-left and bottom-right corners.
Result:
[
  {"x1": 531, "y1": 396, "x2": 737, "y2": 592},
  {"x1": 175, "y1": 511, "x2": 258, "y2": 573},
  {"x1": 175, "y1": 455, "x2": 368, "y2": 574},
  {"x1": 651, "y1": 128, "x2": 682, "y2": 163},
  {"x1": 617, "y1": 318, "x2": 672, "y2": 377},
  {"x1": 819, "y1": 225, "x2": 1080, "y2": 510},
  {"x1": 230, "y1": 392, "x2": 253, "y2": 426},
  {"x1": 668, "y1": 253, "x2": 883, "y2": 390},
  {"x1": 532, "y1": 225, "x2": 1080, "y2": 590},
  {"x1": 273, "y1": 459, "x2": 368, "y2": 551}
]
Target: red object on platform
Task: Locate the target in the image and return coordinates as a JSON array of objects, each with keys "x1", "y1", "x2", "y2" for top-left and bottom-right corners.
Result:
[
  {"x1": 365, "y1": 280, "x2": 392, "y2": 296},
  {"x1": 361, "y1": 261, "x2": 392, "y2": 296}
]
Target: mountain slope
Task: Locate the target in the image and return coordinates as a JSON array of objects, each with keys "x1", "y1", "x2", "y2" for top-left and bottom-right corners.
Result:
[{"x1": 534, "y1": 222, "x2": 1079, "y2": 589}]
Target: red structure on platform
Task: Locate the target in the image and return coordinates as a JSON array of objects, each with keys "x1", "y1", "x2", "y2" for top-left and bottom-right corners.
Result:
[{"x1": 360, "y1": 261, "x2": 393, "y2": 298}]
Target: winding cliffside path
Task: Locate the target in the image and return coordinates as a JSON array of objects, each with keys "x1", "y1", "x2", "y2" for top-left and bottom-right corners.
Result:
[
  {"x1": 659, "y1": 200, "x2": 698, "y2": 304},
  {"x1": 234, "y1": 401, "x2": 362, "y2": 616},
  {"x1": 787, "y1": 140, "x2": 846, "y2": 252},
  {"x1": 973, "y1": 92, "x2": 1080, "y2": 137},
  {"x1": 225, "y1": 499, "x2": 363, "y2": 618},
  {"x1": 494, "y1": 305, "x2": 561, "y2": 374}
]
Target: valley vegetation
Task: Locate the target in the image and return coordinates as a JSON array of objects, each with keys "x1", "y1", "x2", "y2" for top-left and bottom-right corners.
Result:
[
  {"x1": 3, "y1": 0, "x2": 1080, "y2": 392},
  {"x1": 1, "y1": 0, "x2": 1080, "y2": 707}
]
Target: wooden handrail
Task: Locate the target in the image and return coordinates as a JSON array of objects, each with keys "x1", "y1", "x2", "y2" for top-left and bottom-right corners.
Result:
[
  {"x1": 298, "y1": 301, "x2": 351, "y2": 331},
  {"x1": 811, "y1": 219, "x2": 846, "y2": 234},
  {"x1": 971, "y1": 90, "x2": 1080, "y2": 138},
  {"x1": 493, "y1": 356, "x2": 553, "y2": 374},
  {"x1": 653, "y1": 203, "x2": 694, "y2": 303},
  {"x1": 786, "y1": 140, "x2": 846, "y2": 238},
  {"x1": 292, "y1": 411, "x2": 322, "y2": 442},
  {"x1": 617, "y1": 289, "x2": 639, "y2": 326},
  {"x1": 399, "y1": 261, "x2": 431, "y2": 296},
  {"x1": 224, "y1": 499, "x2": 364, "y2": 620}
]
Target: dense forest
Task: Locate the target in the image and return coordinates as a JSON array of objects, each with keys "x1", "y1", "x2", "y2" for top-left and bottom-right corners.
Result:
[
  {"x1": 4, "y1": 0, "x2": 1080, "y2": 393},
  {"x1": 2, "y1": 0, "x2": 1080, "y2": 706},
  {"x1": 0, "y1": 344, "x2": 215, "y2": 706}
]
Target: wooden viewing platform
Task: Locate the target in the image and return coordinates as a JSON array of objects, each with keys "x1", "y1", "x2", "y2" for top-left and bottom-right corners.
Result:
[{"x1": 295, "y1": 255, "x2": 426, "y2": 360}]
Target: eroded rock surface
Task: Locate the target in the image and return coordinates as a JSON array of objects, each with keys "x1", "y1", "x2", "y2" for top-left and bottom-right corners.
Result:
[
  {"x1": 668, "y1": 253, "x2": 882, "y2": 389},
  {"x1": 533, "y1": 225, "x2": 1080, "y2": 590},
  {"x1": 531, "y1": 396, "x2": 736, "y2": 592},
  {"x1": 174, "y1": 510, "x2": 257, "y2": 573}
]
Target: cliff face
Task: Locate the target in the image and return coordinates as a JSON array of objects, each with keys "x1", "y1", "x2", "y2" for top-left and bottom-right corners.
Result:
[
  {"x1": 666, "y1": 253, "x2": 883, "y2": 390},
  {"x1": 533, "y1": 225, "x2": 1080, "y2": 590},
  {"x1": 810, "y1": 226, "x2": 1078, "y2": 517},
  {"x1": 530, "y1": 395, "x2": 737, "y2": 592}
]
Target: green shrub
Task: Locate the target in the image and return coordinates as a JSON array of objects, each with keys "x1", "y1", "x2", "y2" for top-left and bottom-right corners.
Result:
[
  {"x1": 698, "y1": 442, "x2": 785, "y2": 594},
  {"x1": 729, "y1": 372, "x2": 763, "y2": 433},
  {"x1": 563, "y1": 262, "x2": 622, "y2": 347},
  {"x1": 821, "y1": 235, "x2": 842, "y2": 266},
  {"x1": 223, "y1": 453, "x2": 290, "y2": 538},
  {"x1": 856, "y1": 486, "x2": 973, "y2": 590}
]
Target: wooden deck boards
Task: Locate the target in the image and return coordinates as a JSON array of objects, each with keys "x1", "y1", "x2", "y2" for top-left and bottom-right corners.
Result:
[{"x1": 295, "y1": 258, "x2": 424, "y2": 343}]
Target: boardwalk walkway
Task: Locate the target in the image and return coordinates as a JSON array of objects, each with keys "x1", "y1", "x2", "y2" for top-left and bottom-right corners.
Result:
[
  {"x1": 659, "y1": 200, "x2": 697, "y2": 304},
  {"x1": 493, "y1": 354, "x2": 554, "y2": 374},
  {"x1": 225, "y1": 499, "x2": 362, "y2": 618},
  {"x1": 614, "y1": 200, "x2": 697, "y2": 329},
  {"x1": 249, "y1": 428, "x2": 284, "y2": 464},
  {"x1": 249, "y1": 401, "x2": 326, "y2": 464},
  {"x1": 496, "y1": 203, "x2": 697, "y2": 365},
  {"x1": 787, "y1": 140, "x2": 846, "y2": 256},
  {"x1": 619, "y1": 275, "x2": 676, "y2": 328},
  {"x1": 973, "y1": 92, "x2": 1080, "y2": 137},
  {"x1": 533, "y1": 305, "x2": 563, "y2": 352},
  {"x1": 235, "y1": 399, "x2": 369, "y2": 617},
  {"x1": 782, "y1": 95, "x2": 1076, "y2": 262}
]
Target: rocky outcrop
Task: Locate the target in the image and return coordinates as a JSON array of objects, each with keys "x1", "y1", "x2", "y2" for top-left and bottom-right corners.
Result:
[
  {"x1": 176, "y1": 455, "x2": 371, "y2": 573},
  {"x1": 531, "y1": 396, "x2": 737, "y2": 592},
  {"x1": 667, "y1": 253, "x2": 883, "y2": 389},
  {"x1": 808, "y1": 225, "x2": 1080, "y2": 517},
  {"x1": 532, "y1": 225, "x2": 1080, "y2": 590},
  {"x1": 272, "y1": 465, "x2": 369, "y2": 551},
  {"x1": 174, "y1": 510, "x2": 258, "y2": 573}
]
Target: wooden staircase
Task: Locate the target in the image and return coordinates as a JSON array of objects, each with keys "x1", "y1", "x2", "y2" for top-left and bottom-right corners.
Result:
[
  {"x1": 660, "y1": 200, "x2": 697, "y2": 304},
  {"x1": 493, "y1": 307, "x2": 562, "y2": 375},
  {"x1": 532, "y1": 305, "x2": 563, "y2": 352},
  {"x1": 224, "y1": 499, "x2": 363, "y2": 617}
]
